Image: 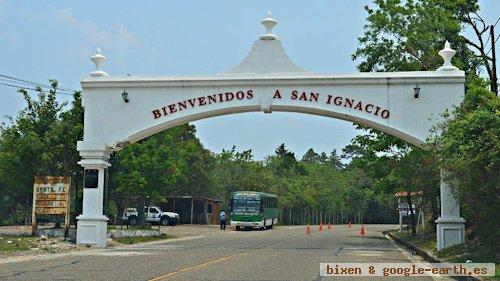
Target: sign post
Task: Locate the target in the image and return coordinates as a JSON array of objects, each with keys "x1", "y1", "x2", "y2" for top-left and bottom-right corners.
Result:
[
  {"x1": 31, "y1": 176, "x2": 71, "y2": 236},
  {"x1": 395, "y1": 191, "x2": 423, "y2": 234}
]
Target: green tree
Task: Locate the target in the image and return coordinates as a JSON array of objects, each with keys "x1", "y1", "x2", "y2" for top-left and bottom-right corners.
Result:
[
  {"x1": 430, "y1": 83, "x2": 499, "y2": 249},
  {"x1": 301, "y1": 148, "x2": 321, "y2": 164},
  {"x1": 210, "y1": 146, "x2": 276, "y2": 209},
  {"x1": 106, "y1": 200, "x2": 118, "y2": 225},
  {"x1": 112, "y1": 128, "x2": 188, "y2": 225},
  {"x1": 353, "y1": 0, "x2": 477, "y2": 73},
  {"x1": 388, "y1": 149, "x2": 440, "y2": 235},
  {"x1": 327, "y1": 149, "x2": 344, "y2": 170},
  {"x1": 267, "y1": 143, "x2": 306, "y2": 176},
  {"x1": 351, "y1": 0, "x2": 485, "y2": 152},
  {"x1": 346, "y1": 0, "x2": 495, "y2": 237},
  {"x1": 0, "y1": 80, "x2": 82, "y2": 224}
]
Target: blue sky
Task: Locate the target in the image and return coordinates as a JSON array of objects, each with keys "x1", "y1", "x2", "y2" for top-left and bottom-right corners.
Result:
[{"x1": 0, "y1": 1, "x2": 498, "y2": 160}]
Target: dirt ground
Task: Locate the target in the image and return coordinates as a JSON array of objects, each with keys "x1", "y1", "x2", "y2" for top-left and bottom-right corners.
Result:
[
  {"x1": 0, "y1": 224, "x2": 68, "y2": 236},
  {"x1": 0, "y1": 223, "x2": 225, "y2": 235},
  {"x1": 0, "y1": 224, "x2": 226, "y2": 260},
  {"x1": 0, "y1": 235, "x2": 84, "y2": 259},
  {"x1": 0, "y1": 225, "x2": 33, "y2": 236}
]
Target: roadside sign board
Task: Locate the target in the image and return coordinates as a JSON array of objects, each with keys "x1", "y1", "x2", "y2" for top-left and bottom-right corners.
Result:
[
  {"x1": 397, "y1": 202, "x2": 409, "y2": 211},
  {"x1": 31, "y1": 176, "x2": 71, "y2": 235},
  {"x1": 397, "y1": 202, "x2": 418, "y2": 216}
]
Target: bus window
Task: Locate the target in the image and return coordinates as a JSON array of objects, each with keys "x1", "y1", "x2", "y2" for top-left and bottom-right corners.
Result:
[{"x1": 232, "y1": 197, "x2": 260, "y2": 213}]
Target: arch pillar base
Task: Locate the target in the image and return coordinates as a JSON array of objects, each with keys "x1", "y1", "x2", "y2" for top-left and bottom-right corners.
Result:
[
  {"x1": 435, "y1": 169, "x2": 465, "y2": 251},
  {"x1": 76, "y1": 215, "x2": 108, "y2": 248},
  {"x1": 435, "y1": 216, "x2": 465, "y2": 251},
  {"x1": 76, "y1": 142, "x2": 111, "y2": 248}
]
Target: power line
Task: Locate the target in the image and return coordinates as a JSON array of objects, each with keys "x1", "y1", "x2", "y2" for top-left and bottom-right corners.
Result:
[
  {"x1": 0, "y1": 74, "x2": 62, "y2": 90},
  {"x1": 0, "y1": 77, "x2": 49, "y2": 91},
  {"x1": 0, "y1": 81, "x2": 74, "y2": 96},
  {"x1": 486, "y1": 34, "x2": 500, "y2": 56},
  {"x1": 484, "y1": 31, "x2": 492, "y2": 49},
  {"x1": 483, "y1": 18, "x2": 500, "y2": 55},
  {"x1": 0, "y1": 74, "x2": 77, "y2": 93}
]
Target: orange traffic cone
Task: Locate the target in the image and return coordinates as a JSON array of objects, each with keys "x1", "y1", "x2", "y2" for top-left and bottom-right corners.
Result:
[
  {"x1": 319, "y1": 222, "x2": 323, "y2": 232},
  {"x1": 360, "y1": 224, "x2": 365, "y2": 236},
  {"x1": 306, "y1": 224, "x2": 312, "y2": 235},
  {"x1": 348, "y1": 221, "x2": 352, "y2": 228},
  {"x1": 328, "y1": 223, "x2": 332, "y2": 230}
]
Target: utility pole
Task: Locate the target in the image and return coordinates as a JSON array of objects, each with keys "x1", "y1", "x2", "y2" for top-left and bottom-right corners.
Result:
[{"x1": 491, "y1": 24, "x2": 498, "y2": 95}]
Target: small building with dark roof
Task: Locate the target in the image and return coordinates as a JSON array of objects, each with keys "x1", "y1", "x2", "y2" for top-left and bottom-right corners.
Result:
[{"x1": 160, "y1": 196, "x2": 221, "y2": 225}]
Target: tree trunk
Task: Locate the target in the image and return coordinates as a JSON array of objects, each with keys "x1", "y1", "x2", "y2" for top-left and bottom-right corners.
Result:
[
  {"x1": 407, "y1": 192, "x2": 416, "y2": 237},
  {"x1": 25, "y1": 197, "x2": 30, "y2": 225},
  {"x1": 137, "y1": 195, "x2": 146, "y2": 226}
]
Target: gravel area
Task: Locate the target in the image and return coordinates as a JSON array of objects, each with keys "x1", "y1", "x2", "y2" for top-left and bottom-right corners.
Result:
[
  {"x1": 0, "y1": 225, "x2": 32, "y2": 236},
  {"x1": 0, "y1": 235, "x2": 85, "y2": 260},
  {"x1": 0, "y1": 224, "x2": 228, "y2": 260},
  {"x1": 159, "y1": 224, "x2": 227, "y2": 237}
]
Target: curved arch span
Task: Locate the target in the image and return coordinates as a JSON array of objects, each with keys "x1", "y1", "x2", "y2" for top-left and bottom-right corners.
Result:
[{"x1": 124, "y1": 105, "x2": 424, "y2": 148}]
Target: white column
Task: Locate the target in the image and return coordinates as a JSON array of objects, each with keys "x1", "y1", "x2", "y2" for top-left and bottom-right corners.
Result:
[
  {"x1": 435, "y1": 169, "x2": 465, "y2": 250},
  {"x1": 76, "y1": 142, "x2": 111, "y2": 248}
]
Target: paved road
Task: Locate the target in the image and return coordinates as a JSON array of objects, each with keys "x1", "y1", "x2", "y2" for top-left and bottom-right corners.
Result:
[{"x1": 0, "y1": 224, "x2": 436, "y2": 280}]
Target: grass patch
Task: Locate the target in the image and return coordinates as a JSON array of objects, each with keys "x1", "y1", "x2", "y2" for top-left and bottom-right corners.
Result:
[
  {"x1": 0, "y1": 235, "x2": 38, "y2": 252},
  {"x1": 392, "y1": 231, "x2": 437, "y2": 252},
  {"x1": 113, "y1": 234, "x2": 176, "y2": 244},
  {"x1": 437, "y1": 241, "x2": 499, "y2": 279},
  {"x1": 391, "y1": 231, "x2": 499, "y2": 279}
]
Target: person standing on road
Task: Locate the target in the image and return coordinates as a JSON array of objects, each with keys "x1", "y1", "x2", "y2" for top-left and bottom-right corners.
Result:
[{"x1": 219, "y1": 211, "x2": 227, "y2": 230}]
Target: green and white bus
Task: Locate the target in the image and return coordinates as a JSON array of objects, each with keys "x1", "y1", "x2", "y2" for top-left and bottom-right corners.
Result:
[{"x1": 230, "y1": 191, "x2": 278, "y2": 230}]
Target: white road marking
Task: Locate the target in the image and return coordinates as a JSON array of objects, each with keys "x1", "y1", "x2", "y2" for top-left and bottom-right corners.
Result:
[
  {"x1": 119, "y1": 235, "x2": 204, "y2": 249},
  {"x1": 118, "y1": 245, "x2": 186, "y2": 250},
  {"x1": 347, "y1": 250, "x2": 384, "y2": 256},
  {"x1": 75, "y1": 251, "x2": 150, "y2": 256}
]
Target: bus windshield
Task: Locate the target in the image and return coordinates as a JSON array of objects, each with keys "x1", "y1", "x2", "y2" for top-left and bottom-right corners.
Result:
[{"x1": 232, "y1": 196, "x2": 260, "y2": 214}]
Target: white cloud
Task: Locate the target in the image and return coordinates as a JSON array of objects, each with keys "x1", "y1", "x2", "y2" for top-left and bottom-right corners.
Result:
[
  {"x1": 48, "y1": 8, "x2": 168, "y2": 74},
  {"x1": 50, "y1": 8, "x2": 138, "y2": 47},
  {"x1": 1, "y1": 4, "x2": 169, "y2": 80}
]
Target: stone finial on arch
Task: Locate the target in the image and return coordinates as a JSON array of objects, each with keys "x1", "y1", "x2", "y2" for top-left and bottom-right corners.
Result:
[
  {"x1": 90, "y1": 47, "x2": 109, "y2": 77},
  {"x1": 437, "y1": 41, "x2": 459, "y2": 71},
  {"x1": 260, "y1": 11, "x2": 278, "y2": 40}
]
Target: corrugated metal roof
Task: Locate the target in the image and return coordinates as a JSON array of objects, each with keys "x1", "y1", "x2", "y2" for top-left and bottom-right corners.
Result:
[{"x1": 394, "y1": 191, "x2": 423, "y2": 197}]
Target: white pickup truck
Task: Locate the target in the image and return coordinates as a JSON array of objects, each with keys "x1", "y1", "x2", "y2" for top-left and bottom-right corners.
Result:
[{"x1": 122, "y1": 206, "x2": 180, "y2": 226}]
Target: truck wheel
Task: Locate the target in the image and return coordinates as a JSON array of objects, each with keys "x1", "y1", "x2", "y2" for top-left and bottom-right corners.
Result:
[
  {"x1": 128, "y1": 216, "x2": 137, "y2": 225},
  {"x1": 160, "y1": 217, "x2": 169, "y2": 226},
  {"x1": 236, "y1": 226, "x2": 240, "y2": 231}
]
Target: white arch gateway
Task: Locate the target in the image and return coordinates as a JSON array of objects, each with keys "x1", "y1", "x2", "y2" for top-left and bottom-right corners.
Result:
[{"x1": 77, "y1": 13, "x2": 465, "y2": 249}]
